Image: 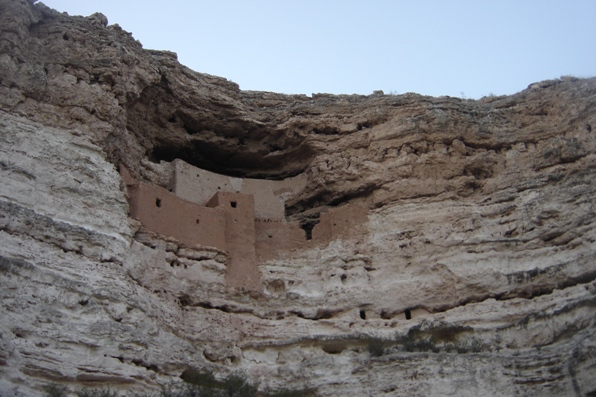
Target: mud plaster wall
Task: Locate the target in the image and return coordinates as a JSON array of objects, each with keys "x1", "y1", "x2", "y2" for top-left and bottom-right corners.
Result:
[{"x1": 173, "y1": 159, "x2": 307, "y2": 220}]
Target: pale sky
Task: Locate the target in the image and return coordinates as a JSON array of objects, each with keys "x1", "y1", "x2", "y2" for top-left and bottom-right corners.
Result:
[{"x1": 41, "y1": 0, "x2": 596, "y2": 98}]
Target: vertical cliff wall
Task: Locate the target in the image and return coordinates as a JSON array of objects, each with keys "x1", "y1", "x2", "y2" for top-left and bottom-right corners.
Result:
[{"x1": 0, "y1": 1, "x2": 595, "y2": 396}]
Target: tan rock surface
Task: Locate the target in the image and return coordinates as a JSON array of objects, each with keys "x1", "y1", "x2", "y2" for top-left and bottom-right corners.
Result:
[{"x1": 0, "y1": 1, "x2": 595, "y2": 396}]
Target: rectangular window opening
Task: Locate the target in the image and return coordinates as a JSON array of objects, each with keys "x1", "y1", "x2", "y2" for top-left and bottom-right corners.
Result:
[
  {"x1": 230, "y1": 201, "x2": 237, "y2": 208},
  {"x1": 156, "y1": 198, "x2": 162, "y2": 208}
]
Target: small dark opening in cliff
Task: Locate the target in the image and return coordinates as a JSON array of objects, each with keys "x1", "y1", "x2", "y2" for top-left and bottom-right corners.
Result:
[
  {"x1": 360, "y1": 309, "x2": 366, "y2": 320},
  {"x1": 156, "y1": 198, "x2": 162, "y2": 207},
  {"x1": 316, "y1": 309, "x2": 336, "y2": 320},
  {"x1": 322, "y1": 344, "x2": 345, "y2": 354},
  {"x1": 132, "y1": 359, "x2": 159, "y2": 373},
  {"x1": 357, "y1": 122, "x2": 371, "y2": 131},
  {"x1": 405, "y1": 309, "x2": 412, "y2": 320},
  {"x1": 230, "y1": 201, "x2": 237, "y2": 208},
  {"x1": 178, "y1": 296, "x2": 191, "y2": 307},
  {"x1": 269, "y1": 144, "x2": 283, "y2": 153},
  {"x1": 313, "y1": 126, "x2": 340, "y2": 135}
]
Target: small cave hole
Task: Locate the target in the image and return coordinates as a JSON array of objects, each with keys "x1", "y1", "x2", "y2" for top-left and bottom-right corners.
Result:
[
  {"x1": 155, "y1": 198, "x2": 162, "y2": 207},
  {"x1": 359, "y1": 309, "x2": 366, "y2": 320},
  {"x1": 268, "y1": 144, "x2": 282, "y2": 153},
  {"x1": 322, "y1": 345, "x2": 345, "y2": 355},
  {"x1": 404, "y1": 309, "x2": 412, "y2": 320},
  {"x1": 78, "y1": 299, "x2": 89, "y2": 306},
  {"x1": 147, "y1": 364, "x2": 159, "y2": 372},
  {"x1": 315, "y1": 309, "x2": 335, "y2": 320},
  {"x1": 178, "y1": 296, "x2": 191, "y2": 307},
  {"x1": 230, "y1": 201, "x2": 237, "y2": 208},
  {"x1": 63, "y1": 33, "x2": 70, "y2": 41},
  {"x1": 340, "y1": 274, "x2": 347, "y2": 283},
  {"x1": 356, "y1": 122, "x2": 368, "y2": 131}
]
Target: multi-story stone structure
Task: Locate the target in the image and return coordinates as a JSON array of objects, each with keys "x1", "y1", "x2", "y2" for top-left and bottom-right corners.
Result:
[{"x1": 121, "y1": 160, "x2": 368, "y2": 291}]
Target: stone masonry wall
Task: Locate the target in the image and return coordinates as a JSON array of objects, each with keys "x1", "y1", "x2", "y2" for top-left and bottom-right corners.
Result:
[
  {"x1": 123, "y1": 167, "x2": 226, "y2": 250},
  {"x1": 173, "y1": 159, "x2": 307, "y2": 220},
  {"x1": 123, "y1": 163, "x2": 369, "y2": 291},
  {"x1": 206, "y1": 191, "x2": 261, "y2": 290}
]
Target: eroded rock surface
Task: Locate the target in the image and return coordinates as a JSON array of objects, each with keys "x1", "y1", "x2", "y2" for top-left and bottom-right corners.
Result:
[{"x1": 1, "y1": 1, "x2": 595, "y2": 396}]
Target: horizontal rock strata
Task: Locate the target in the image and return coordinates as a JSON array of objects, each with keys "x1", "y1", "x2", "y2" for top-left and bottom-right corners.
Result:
[{"x1": 0, "y1": 1, "x2": 595, "y2": 396}]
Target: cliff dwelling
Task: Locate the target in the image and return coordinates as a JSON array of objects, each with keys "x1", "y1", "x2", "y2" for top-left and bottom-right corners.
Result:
[
  {"x1": 2, "y1": 2, "x2": 595, "y2": 395},
  {"x1": 121, "y1": 159, "x2": 368, "y2": 290}
]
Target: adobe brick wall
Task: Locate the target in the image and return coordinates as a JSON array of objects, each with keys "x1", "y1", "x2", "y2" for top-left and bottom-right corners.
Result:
[{"x1": 173, "y1": 159, "x2": 306, "y2": 220}]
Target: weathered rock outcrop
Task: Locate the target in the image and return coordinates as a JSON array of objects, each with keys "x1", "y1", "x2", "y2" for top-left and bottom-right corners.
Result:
[{"x1": 1, "y1": 1, "x2": 595, "y2": 396}]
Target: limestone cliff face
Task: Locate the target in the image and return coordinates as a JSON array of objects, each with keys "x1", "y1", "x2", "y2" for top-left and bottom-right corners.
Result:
[{"x1": 1, "y1": 1, "x2": 595, "y2": 396}]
